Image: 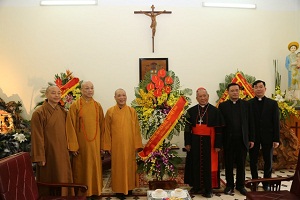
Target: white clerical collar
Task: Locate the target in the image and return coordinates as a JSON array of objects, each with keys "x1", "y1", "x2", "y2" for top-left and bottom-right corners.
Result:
[
  {"x1": 257, "y1": 96, "x2": 264, "y2": 101},
  {"x1": 230, "y1": 99, "x2": 239, "y2": 104},
  {"x1": 199, "y1": 104, "x2": 208, "y2": 108}
]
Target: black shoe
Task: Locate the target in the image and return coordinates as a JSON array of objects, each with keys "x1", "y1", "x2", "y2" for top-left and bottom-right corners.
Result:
[
  {"x1": 91, "y1": 195, "x2": 101, "y2": 200},
  {"x1": 116, "y1": 193, "x2": 126, "y2": 199},
  {"x1": 202, "y1": 191, "x2": 213, "y2": 198},
  {"x1": 224, "y1": 186, "x2": 233, "y2": 195},
  {"x1": 236, "y1": 187, "x2": 247, "y2": 196},
  {"x1": 263, "y1": 186, "x2": 270, "y2": 191},
  {"x1": 190, "y1": 187, "x2": 200, "y2": 194}
]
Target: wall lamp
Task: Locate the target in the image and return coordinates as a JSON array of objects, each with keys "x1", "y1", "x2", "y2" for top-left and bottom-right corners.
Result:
[
  {"x1": 40, "y1": 0, "x2": 98, "y2": 6},
  {"x1": 202, "y1": 2, "x2": 256, "y2": 9}
]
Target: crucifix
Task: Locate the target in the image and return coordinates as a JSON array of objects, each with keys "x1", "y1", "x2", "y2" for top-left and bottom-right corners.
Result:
[{"x1": 134, "y1": 5, "x2": 172, "y2": 53}]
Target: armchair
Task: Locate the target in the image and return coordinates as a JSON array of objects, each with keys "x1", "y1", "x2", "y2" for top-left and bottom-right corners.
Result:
[
  {"x1": 245, "y1": 150, "x2": 300, "y2": 200},
  {"x1": 0, "y1": 152, "x2": 87, "y2": 200}
]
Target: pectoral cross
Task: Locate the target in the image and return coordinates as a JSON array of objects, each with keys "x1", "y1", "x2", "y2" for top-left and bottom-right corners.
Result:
[
  {"x1": 198, "y1": 118, "x2": 203, "y2": 125},
  {"x1": 134, "y1": 5, "x2": 172, "y2": 53}
]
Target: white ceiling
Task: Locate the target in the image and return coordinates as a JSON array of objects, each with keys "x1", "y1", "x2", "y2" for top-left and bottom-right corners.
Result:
[{"x1": 0, "y1": 0, "x2": 299, "y2": 11}]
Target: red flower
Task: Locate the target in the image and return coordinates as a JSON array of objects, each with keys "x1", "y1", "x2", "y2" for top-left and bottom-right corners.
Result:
[
  {"x1": 164, "y1": 86, "x2": 171, "y2": 94},
  {"x1": 165, "y1": 76, "x2": 173, "y2": 84},
  {"x1": 59, "y1": 99, "x2": 65, "y2": 106},
  {"x1": 157, "y1": 69, "x2": 166, "y2": 78},
  {"x1": 147, "y1": 83, "x2": 155, "y2": 91},
  {"x1": 155, "y1": 80, "x2": 164, "y2": 89},
  {"x1": 151, "y1": 75, "x2": 159, "y2": 83},
  {"x1": 154, "y1": 89, "x2": 162, "y2": 97},
  {"x1": 55, "y1": 78, "x2": 63, "y2": 87}
]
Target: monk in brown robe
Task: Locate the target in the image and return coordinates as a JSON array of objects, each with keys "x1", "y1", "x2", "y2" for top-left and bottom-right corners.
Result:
[
  {"x1": 104, "y1": 88, "x2": 143, "y2": 198},
  {"x1": 66, "y1": 81, "x2": 105, "y2": 198},
  {"x1": 31, "y1": 85, "x2": 73, "y2": 196}
]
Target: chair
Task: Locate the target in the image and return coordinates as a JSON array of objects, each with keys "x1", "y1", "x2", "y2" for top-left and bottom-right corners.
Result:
[
  {"x1": 245, "y1": 150, "x2": 300, "y2": 200},
  {"x1": 0, "y1": 152, "x2": 87, "y2": 200}
]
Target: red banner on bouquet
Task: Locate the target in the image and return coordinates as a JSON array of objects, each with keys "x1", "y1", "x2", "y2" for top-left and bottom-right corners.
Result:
[
  {"x1": 138, "y1": 96, "x2": 187, "y2": 160},
  {"x1": 233, "y1": 72, "x2": 254, "y2": 98},
  {"x1": 217, "y1": 72, "x2": 254, "y2": 106},
  {"x1": 59, "y1": 77, "x2": 80, "y2": 98}
]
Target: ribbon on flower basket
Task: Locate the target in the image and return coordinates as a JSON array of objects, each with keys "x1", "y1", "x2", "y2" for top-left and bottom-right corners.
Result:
[
  {"x1": 59, "y1": 77, "x2": 80, "y2": 98},
  {"x1": 138, "y1": 96, "x2": 187, "y2": 160},
  {"x1": 217, "y1": 72, "x2": 254, "y2": 106}
]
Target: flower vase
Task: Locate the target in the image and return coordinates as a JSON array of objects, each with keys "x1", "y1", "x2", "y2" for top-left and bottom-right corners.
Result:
[{"x1": 148, "y1": 179, "x2": 177, "y2": 190}]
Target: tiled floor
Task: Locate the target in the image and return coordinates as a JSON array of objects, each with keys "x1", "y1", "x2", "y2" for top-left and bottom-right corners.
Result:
[{"x1": 99, "y1": 167, "x2": 294, "y2": 200}]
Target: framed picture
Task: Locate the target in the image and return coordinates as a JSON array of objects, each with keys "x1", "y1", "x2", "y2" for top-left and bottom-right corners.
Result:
[{"x1": 139, "y1": 58, "x2": 169, "y2": 81}]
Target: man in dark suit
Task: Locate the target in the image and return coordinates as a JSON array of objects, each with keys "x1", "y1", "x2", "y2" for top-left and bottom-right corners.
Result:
[
  {"x1": 248, "y1": 80, "x2": 280, "y2": 191},
  {"x1": 219, "y1": 83, "x2": 255, "y2": 196}
]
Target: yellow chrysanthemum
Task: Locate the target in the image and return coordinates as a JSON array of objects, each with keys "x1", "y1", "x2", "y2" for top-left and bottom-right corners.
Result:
[
  {"x1": 273, "y1": 88, "x2": 300, "y2": 120},
  {"x1": 157, "y1": 93, "x2": 168, "y2": 105},
  {"x1": 136, "y1": 89, "x2": 155, "y2": 108},
  {"x1": 166, "y1": 93, "x2": 179, "y2": 107}
]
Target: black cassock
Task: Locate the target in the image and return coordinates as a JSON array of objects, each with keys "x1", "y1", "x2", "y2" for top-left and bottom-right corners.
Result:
[{"x1": 184, "y1": 103, "x2": 224, "y2": 192}]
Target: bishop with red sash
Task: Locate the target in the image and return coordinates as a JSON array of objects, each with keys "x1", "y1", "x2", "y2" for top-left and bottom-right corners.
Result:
[{"x1": 184, "y1": 87, "x2": 224, "y2": 198}]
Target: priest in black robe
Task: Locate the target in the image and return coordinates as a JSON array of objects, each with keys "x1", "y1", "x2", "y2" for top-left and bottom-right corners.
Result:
[{"x1": 184, "y1": 87, "x2": 224, "y2": 198}]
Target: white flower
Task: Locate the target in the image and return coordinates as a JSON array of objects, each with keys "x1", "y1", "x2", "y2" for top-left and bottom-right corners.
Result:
[
  {"x1": 13, "y1": 133, "x2": 27, "y2": 143},
  {"x1": 274, "y1": 94, "x2": 285, "y2": 102}
]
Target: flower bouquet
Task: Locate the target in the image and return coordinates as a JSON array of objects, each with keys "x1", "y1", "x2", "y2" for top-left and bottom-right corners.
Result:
[
  {"x1": 36, "y1": 70, "x2": 82, "y2": 110},
  {"x1": 0, "y1": 129, "x2": 31, "y2": 159},
  {"x1": 0, "y1": 99, "x2": 31, "y2": 159},
  {"x1": 131, "y1": 68, "x2": 192, "y2": 180},
  {"x1": 136, "y1": 140, "x2": 182, "y2": 181},
  {"x1": 273, "y1": 63, "x2": 299, "y2": 121}
]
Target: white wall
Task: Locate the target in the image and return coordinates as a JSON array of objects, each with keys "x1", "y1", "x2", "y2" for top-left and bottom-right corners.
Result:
[{"x1": 0, "y1": 0, "x2": 299, "y2": 155}]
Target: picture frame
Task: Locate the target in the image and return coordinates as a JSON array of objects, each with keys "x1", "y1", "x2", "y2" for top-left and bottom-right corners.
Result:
[{"x1": 139, "y1": 58, "x2": 169, "y2": 81}]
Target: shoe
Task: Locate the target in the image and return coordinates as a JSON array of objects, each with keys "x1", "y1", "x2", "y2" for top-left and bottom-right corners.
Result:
[
  {"x1": 116, "y1": 193, "x2": 126, "y2": 199},
  {"x1": 236, "y1": 187, "x2": 247, "y2": 196},
  {"x1": 202, "y1": 191, "x2": 213, "y2": 198},
  {"x1": 91, "y1": 195, "x2": 100, "y2": 200},
  {"x1": 224, "y1": 186, "x2": 233, "y2": 195},
  {"x1": 263, "y1": 186, "x2": 270, "y2": 191}
]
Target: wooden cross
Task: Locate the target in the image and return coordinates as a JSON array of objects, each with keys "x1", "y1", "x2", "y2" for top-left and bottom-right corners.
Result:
[{"x1": 134, "y1": 5, "x2": 172, "y2": 53}]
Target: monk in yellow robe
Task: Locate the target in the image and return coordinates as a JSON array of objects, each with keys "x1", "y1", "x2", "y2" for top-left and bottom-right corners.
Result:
[
  {"x1": 66, "y1": 81, "x2": 105, "y2": 198},
  {"x1": 31, "y1": 85, "x2": 73, "y2": 196},
  {"x1": 104, "y1": 88, "x2": 143, "y2": 197}
]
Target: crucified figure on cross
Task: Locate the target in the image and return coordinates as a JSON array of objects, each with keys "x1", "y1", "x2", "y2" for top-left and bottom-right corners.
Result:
[
  {"x1": 140, "y1": 5, "x2": 166, "y2": 38},
  {"x1": 134, "y1": 5, "x2": 172, "y2": 52}
]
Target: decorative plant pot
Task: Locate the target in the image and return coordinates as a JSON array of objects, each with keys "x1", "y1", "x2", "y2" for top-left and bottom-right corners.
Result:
[{"x1": 149, "y1": 180, "x2": 177, "y2": 190}]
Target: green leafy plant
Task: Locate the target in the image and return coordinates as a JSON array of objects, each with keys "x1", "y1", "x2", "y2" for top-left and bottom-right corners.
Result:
[{"x1": 136, "y1": 141, "x2": 182, "y2": 181}]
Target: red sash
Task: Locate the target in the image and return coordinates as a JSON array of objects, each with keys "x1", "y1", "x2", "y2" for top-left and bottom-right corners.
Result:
[
  {"x1": 138, "y1": 96, "x2": 187, "y2": 160},
  {"x1": 192, "y1": 124, "x2": 219, "y2": 188}
]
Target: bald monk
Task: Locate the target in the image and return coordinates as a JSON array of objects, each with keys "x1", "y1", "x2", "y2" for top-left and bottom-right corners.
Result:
[
  {"x1": 66, "y1": 81, "x2": 105, "y2": 198},
  {"x1": 31, "y1": 85, "x2": 73, "y2": 196},
  {"x1": 103, "y1": 88, "x2": 143, "y2": 198}
]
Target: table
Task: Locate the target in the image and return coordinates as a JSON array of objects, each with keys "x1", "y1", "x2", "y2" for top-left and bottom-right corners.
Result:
[{"x1": 147, "y1": 189, "x2": 191, "y2": 200}]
